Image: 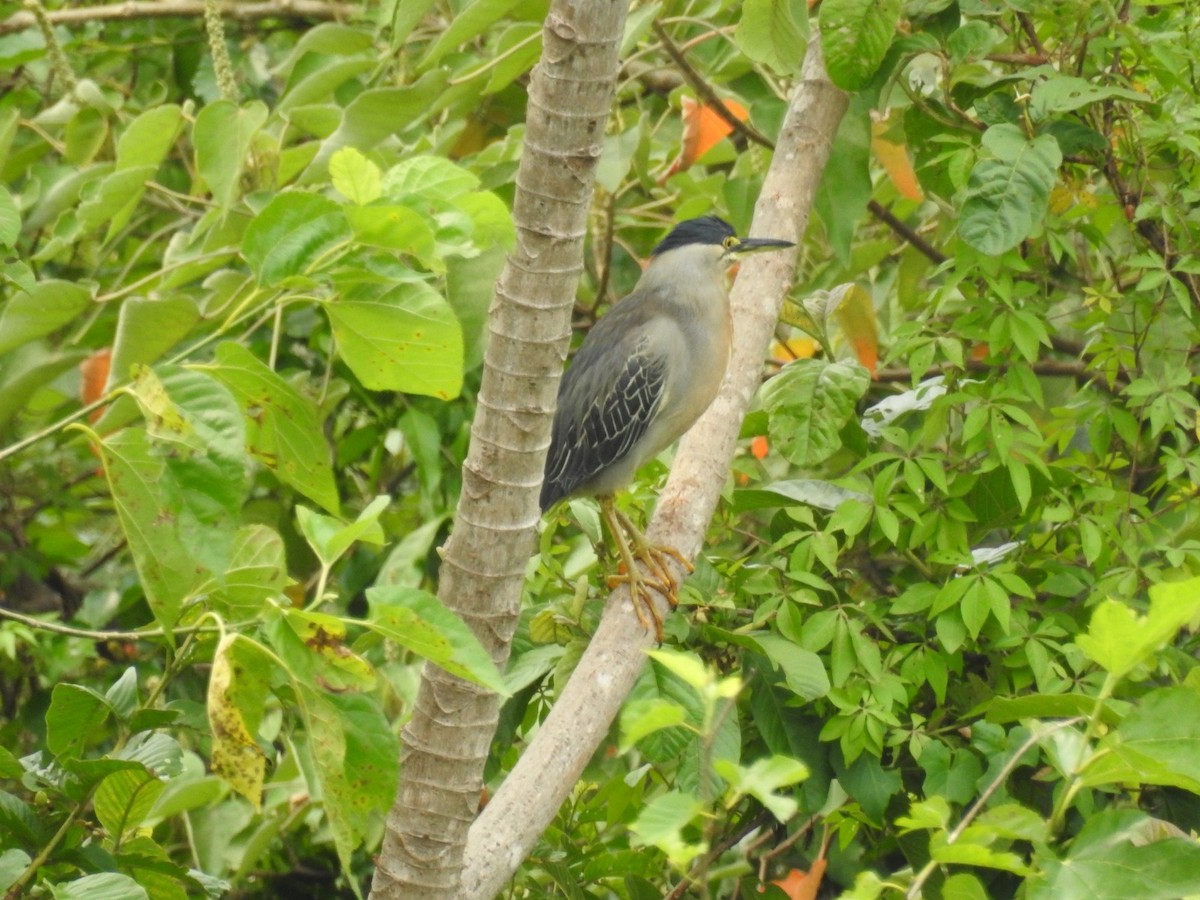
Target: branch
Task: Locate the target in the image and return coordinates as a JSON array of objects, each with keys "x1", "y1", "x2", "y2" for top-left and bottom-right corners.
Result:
[
  {"x1": 867, "y1": 199, "x2": 947, "y2": 265},
  {"x1": 369, "y1": 3, "x2": 629, "y2": 898},
  {"x1": 460, "y1": 34, "x2": 849, "y2": 899},
  {"x1": 0, "y1": 0, "x2": 346, "y2": 36}
]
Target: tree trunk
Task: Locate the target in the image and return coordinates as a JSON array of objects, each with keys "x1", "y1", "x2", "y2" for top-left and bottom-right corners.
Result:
[
  {"x1": 368, "y1": 2, "x2": 629, "y2": 897},
  {"x1": 459, "y1": 35, "x2": 849, "y2": 899}
]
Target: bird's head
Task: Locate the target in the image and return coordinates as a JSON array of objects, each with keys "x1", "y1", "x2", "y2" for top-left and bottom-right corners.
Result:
[{"x1": 651, "y1": 215, "x2": 794, "y2": 268}]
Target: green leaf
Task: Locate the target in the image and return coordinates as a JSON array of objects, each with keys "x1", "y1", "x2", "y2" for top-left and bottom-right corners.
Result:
[
  {"x1": 759, "y1": 358, "x2": 871, "y2": 466},
  {"x1": 64, "y1": 107, "x2": 108, "y2": 165},
  {"x1": 446, "y1": 245, "x2": 505, "y2": 371},
  {"x1": 753, "y1": 634, "x2": 830, "y2": 700},
  {"x1": 629, "y1": 790, "x2": 704, "y2": 864},
  {"x1": 959, "y1": 124, "x2": 1063, "y2": 255},
  {"x1": 364, "y1": 586, "x2": 509, "y2": 694},
  {"x1": 108, "y1": 298, "x2": 201, "y2": 389},
  {"x1": 196, "y1": 342, "x2": 340, "y2": 514},
  {"x1": 296, "y1": 495, "x2": 388, "y2": 567},
  {"x1": 47, "y1": 872, "x2": 149, "y2": 900},
  {"x1": 1076, "y1": 577, "x2": 1200, "y2": 678},
  {"x1": 1029, "y1": 814, "x2": 1200, "y2": 900},
  {"x1": 0, "y1": 185, "x2": 18, "y2": 247},
  {"x1": 303, "y1": 71, "x2": 449, "y2": 179},
  {"x1": 325, "y1": 282, "x2": 464, "y2": 398},
  {"x1": 302, "y1": 690, "x2": 398, "y2": 872},
  {"x1": 1082, "y1": 686, "x2": 1200, "y2": 792},
  {"x1": 820, "y1": 0, "x2": 902, "y2": 90},
  {"x1": 1030, "y1": 75, "x2": 1149, "y2": 121},
  {"x1": 96, "y1": 428, "x2": 207, "y2": 627},
  {"x1": 208, "y1": 524, "x2": 288, "y2": 615},
  {"x1": 96, "y1": 367, "x2": 247, "y2": 628},
  {"x1": 193, "y1": 100, "x2": 269, "y2": 210},
  {"x1": 77, "y1": 165, "x2": 156, "y2": 238},
  {"x1": 484, "y1": 24, "x2": 542, "y2": 93},
  {"x1": 735, "y1": 0, "x2": 808, "y2": 75},
  {"x1": 241, "y1": 192, "x2": 351, "y2": 285},
  {"x1": 329, "y1": 146, "x2": 382, "y2": 204},
  {"x1": 0, "y1": 348, "x2": 88, "y2": 430},
  {"x1": 0, "y1": 849, "x2": 31, "y2": 892},
  {"x1": 94, "y1": 766, "x2": 164, "y2": 839},
  {"x1": 713, "y1": 754, "x2": 809, "y2": 820},
  {"x1": 104, "y1": 666, "x2": 140, "y2": 718},
  {"x1": 277, "y1": 608, "x2": 377, "y2": 692},
  {"x1": 987, "y1": 692, "x2": 1125, "y2": 726},
  {"x1": 417, "y1": 0, "x2": 524, "y2": 71},
  {"x1": 115, "y1": 103, "x2": 183, "y2": 170},
  {"x1": 0, "y1": 280, "x2": 91, "y2": 355},
  {"x1": 382, "y1": 155, "x2": 480, "y2": 202},
  {"x1": 835, "y1": 751, "x2": 901, "y2": 824},
  {"x1": 931, "y1": 835, "x2": 1031, "y2": 875},
  {"x1": 620, "y1": 697, "x2": 690, "y2": 752},
  {"x1": 46, "y1": 684, "x2": 112, "y2": 758},
  {"x1": 128, "y1": 366, "x2": 247, "y2": 572},
  {"x1": 343, "y1": 205, "x2": 437, "y2": 261}
]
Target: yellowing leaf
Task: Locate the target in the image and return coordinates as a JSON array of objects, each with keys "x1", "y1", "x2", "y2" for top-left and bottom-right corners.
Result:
[
  {"x1": 831, "y1": 284, "x2": 880, "y2": 377},
  {"x1": 207, "y1": 635, "x2": 269, "y2": 808},
  {"x1": 871, "y1": 118, "x2": 923, "y2": 201}
]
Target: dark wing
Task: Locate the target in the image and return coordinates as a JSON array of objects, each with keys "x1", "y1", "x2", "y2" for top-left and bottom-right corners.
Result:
[{"x1": 540, "y1": 333, "x2": 668, "y2": 510}]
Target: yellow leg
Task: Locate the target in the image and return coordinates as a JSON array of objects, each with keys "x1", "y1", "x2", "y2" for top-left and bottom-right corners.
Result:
[{"x1": 598, "y1": 496, "x2": 694, "y2": 640}]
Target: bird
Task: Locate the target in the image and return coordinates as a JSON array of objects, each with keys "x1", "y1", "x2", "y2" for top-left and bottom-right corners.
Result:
[{"x1": 540, "y1": 215, "x2": 794, "y2": 638}]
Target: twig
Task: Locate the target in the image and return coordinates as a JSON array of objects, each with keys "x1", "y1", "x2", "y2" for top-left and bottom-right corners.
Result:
[
  {"x1": 867, "y1": 200, "x2": 946, "y2": 265},
  {"x1": 0, "y1": 0, "x2": 346, "y2": 36},
  {"x1": 651, "y1": 19, "x2": 774, "y2": 150},
  {"x1": 874, "y1": 357, "x2": 1123, "y2": 392},
  {"x1": 665, "y1": 809, "x2": 776, "y2": 900},
  {"x1": 0, "y1": 605, "x2": 225, "y2": 640},
  {"x1": 905, "y1": 718, "x2": 1083, "y2": 900}
]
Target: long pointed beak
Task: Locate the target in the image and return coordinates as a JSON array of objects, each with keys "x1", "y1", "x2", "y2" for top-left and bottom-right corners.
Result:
[{"x1": 731, "y1": 236, "x2": 795, "y2": 256}]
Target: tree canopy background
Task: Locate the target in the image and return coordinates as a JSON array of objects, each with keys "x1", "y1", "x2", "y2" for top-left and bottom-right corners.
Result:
[{"x1": 2, "y1": 0, "x2": 1200, "y2": 897}]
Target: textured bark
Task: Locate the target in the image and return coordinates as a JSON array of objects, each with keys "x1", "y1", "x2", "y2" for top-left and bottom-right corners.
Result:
[
  {"x1": 368, "y1": 2, "x2": 628, "y2": 897},
  {"x1": 459, "y1": 35, "x2": 848, "y2": 899}
]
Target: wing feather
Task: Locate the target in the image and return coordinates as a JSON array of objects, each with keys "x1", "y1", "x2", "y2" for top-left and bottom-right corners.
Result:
[{"x1": 540, "y1": 333, "x2": 668, "y2": 510}]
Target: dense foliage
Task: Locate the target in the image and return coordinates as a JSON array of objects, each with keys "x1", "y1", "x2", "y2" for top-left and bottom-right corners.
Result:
[{"x1": 1, "y1": 0, "x2": 1199, "y2": 897}]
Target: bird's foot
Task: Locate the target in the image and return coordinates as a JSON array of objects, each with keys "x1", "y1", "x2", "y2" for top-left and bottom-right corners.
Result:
[
  {"x1": 606, "y1": 541, "x2": 692, "y2": 641},
  {"x1": 599, "y1": 497, "x2": 693, "y2": 641}
]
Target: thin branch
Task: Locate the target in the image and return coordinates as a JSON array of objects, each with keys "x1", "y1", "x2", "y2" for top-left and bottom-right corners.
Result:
[
  {"x1": 0, "y1": 605, "x2": 225, "y2": 641},
  {"x1": 873, "y1": 357, "x2": 1125, "y2": 392},
  {"x1": 0, "y1": 0, "x2": 346, "y2": 36},
  {"x1": 651, "y1": 18, "x2": 774, "y2": 150},
  {"x1": 867, "y1": 200, "x2": 947, "y2": 265}
]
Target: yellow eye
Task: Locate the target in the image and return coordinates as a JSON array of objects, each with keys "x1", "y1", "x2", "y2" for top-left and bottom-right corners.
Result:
[{"x1": 722, "y1": 235, "x2": 738, "y2": 250}]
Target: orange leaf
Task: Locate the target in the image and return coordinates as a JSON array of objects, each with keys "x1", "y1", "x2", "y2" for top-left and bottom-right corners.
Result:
[
  {"x1": 767, "y1": 859, "x2": 827, "y2": 900},
  {"x1": 871, "y1": 119, "x2": 923, "y2": 202},
  {"x1": 79, "y1": 348, "x2": 112, "y2": 421},
  {"x1": 668, "y1": 96, "x2": 749, "y2": 175},
  {"x1": 751, "y1": 435, "x2": 770, "y2": 460},
  {"x1": 831, "y1": 284, "x2": 880, "y2": 378}
]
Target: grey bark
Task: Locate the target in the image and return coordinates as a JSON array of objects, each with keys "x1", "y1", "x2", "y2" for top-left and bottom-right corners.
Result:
[
  {"x1": 460, "y1": 35, "x2": 848, "y2": 899},
  {"x1": 368, "y1": 2, "x2": 629, "y2": 897}
]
